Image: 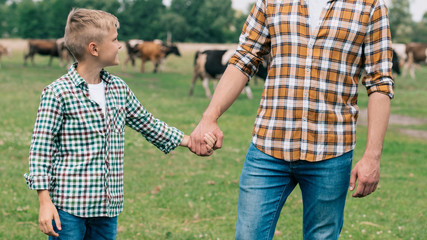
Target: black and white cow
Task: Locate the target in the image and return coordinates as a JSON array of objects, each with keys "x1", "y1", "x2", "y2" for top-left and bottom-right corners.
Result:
[{"x1": 189, "y1": 49, "x2": 269, "y2": 99}]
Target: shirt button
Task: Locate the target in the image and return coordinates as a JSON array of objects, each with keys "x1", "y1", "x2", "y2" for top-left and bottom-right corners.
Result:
[
  {"x1": 306, "y1": 67, "x2": 310, "y2": 72},
  {"x1": 304, "y1": 93, "x2": 308, "y2": 97},
  {"x1": 302, "y1": 117, "x2": 307, "y2": 122}
]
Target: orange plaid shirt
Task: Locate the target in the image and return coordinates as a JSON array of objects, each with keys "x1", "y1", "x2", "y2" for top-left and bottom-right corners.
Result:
[{"x1": 229, "y1": 0, "x2": 394, "y2": 162}]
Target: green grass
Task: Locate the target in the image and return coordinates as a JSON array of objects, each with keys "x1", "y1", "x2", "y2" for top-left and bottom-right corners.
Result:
[{"x1": 0, "y1": 47, "x2": 426, "y2": 240}]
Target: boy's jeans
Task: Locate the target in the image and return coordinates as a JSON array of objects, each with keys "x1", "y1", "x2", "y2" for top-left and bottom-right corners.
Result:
[
  {"x1": 49, "y1": 209, "x2": 117, "y2": 240},
  {"x1": 235, "y1": 143, "x2": 353, "y2": 240}
]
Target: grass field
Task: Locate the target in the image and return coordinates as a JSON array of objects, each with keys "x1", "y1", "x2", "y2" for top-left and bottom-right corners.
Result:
[{"x1": 0, "y1": 42, "x2": 426, "y2": 239}]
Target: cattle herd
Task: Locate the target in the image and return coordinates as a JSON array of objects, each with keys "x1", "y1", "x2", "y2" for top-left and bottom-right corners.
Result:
[{"x1": 0, "y1": 39, "x2": 426, "y2": 98}]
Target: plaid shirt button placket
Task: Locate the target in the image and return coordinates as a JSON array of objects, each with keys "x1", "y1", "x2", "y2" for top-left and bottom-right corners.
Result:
[
  {"x1": 25, "y1": 64, "x2": 183, "y2": 217},
  {"x1": 229, "y1": 0, "x2": 394, "y2": 162}
]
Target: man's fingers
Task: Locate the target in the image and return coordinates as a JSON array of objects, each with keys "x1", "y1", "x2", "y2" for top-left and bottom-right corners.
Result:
[
  {"x1": 352, "y1": 182, "x2": 365, "y2": 198},
  {"x1": 214, "y1": 131, "x2": 223, "y2": 150}
]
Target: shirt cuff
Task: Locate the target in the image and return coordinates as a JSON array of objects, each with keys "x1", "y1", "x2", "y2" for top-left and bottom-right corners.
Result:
[
  {"x1": 24, "y1": 173, "x2": 50, "y2": 190},
  {"x1": 159, "y1": 128, "x2": 184, "y2": 154},
  {"x1": 229, "y1": 50, "x2": 261, "y2": 79},
  {"x1": 366, "y1": 77, "x2": 394, "y2": 99}
]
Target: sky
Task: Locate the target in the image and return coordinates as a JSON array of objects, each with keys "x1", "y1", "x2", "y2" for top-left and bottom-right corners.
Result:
[{"x1": 164, "y1": 0, "x2": 427, "y2": 22}]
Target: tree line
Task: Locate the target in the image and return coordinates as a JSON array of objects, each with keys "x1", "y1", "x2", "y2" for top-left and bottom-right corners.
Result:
[
  {"x1": 0, "y1": 0, "x2": 425, "y2": 43},
  {"x1": 0, "y1": 0, "x2": 248, "y2": 43}
]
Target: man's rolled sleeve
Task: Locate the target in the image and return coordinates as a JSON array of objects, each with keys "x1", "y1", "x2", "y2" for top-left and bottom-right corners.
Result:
[
  {"x1": 229, "y1": 0, "x2": 271, "y2": 78},
  {"x1": 362, "y1": 0, "x2": 394, "y2": 99}
]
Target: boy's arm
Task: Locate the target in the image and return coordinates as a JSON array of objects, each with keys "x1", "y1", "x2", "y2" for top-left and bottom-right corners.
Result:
[
  {"x1": 37, "y1": 190, "x2": 61, "y2": 237},
  {"x1": 125, "y1": 87, "x2": 183, "y2": 154},
  {"x1": 25, "y1": 86, "x2": 63, "y2": 190}
]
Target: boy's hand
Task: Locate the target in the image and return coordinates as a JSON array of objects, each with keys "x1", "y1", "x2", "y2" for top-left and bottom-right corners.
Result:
[
  {"x1": 180, "y1": 135, "x2": 190, "y2": 147},
  {"x1": 204, "y1": 132, "x2": 217, "y2": 153},
  {"x1": 38, "y1": 190, "x2": 61, "y2": 237}
]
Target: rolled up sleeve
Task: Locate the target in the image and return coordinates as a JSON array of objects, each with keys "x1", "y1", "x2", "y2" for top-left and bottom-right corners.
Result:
[
  {"x1": 362, "y1": 0, "x2": 394, "y2": 99},
  {"x1": 229, "y1": 0, "x2": 271, "y2": 78}
]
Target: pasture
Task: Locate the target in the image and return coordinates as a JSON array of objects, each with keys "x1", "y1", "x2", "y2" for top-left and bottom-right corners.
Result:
[{"x1": 0, "y1": 39, "x2": 426, "y2": 240}]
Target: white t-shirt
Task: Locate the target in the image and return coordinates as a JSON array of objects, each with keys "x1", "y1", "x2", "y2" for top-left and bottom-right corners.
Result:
[
  {"x1": 307, "y1": 0, "x2": 329, "y2": 33},
  {"x1": 88, "y1": 81, "x2": 106, "y2": 116}
]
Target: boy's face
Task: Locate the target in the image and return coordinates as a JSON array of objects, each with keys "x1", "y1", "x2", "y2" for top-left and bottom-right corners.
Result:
[{"x1": 97, "y1": 27, "x2": 122, "y2": 67}]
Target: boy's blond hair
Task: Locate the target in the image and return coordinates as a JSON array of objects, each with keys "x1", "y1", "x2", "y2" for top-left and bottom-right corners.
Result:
[{"x1": 64, "y1": 8, "x2": 120, "y2": 61}]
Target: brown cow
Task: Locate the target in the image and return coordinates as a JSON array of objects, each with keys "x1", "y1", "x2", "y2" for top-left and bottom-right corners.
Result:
[
  {"x1": 0, "y1": 43, "x2": 12, "y2": 69},
  {"x1": 122, "y1": 39, "x2": 144, "y2": 71},
  {"x1": 403, "y1": 42, "x2": 427, "y2": 79},
  {"x1": 124, "y1": 39, "x2": 181, "y2": 73},
  {"x1": 24, "y1": 39, "x2": 58, "y2": 66},
  {"x1": 136, "y1": 41, "x2": 165, "y2": 73}
]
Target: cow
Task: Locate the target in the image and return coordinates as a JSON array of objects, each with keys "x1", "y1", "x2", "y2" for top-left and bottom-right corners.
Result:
[
  {"x1": 122, "y1": 39, "x2": 144, "y2": 71},
  {"x1": 0, "y1": 43, "x2": 12, "y2": 69},
  {"x1": 24, "y1": 39, "x2": 59, "y2": 66},
  {"x1": 402, "y1": 42, "x2": 427, "y2": 79},
  {"x1": 122, "y1": 39, "x2": 181, "y2": 73},
  {"x1": 56, "y1": 37, "x2": 74, "y2": 68},
  {"x1": 189, "y1": 49, "x2": 270, "y2": 99},
  {"x1": 24, "y1": 39, "x2": 72, "y2": 67}
]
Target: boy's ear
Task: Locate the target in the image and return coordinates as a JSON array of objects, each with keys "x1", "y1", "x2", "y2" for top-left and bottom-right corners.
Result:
[{"x1": 88, "y1": 42, "x2": 98, "y2": 57}]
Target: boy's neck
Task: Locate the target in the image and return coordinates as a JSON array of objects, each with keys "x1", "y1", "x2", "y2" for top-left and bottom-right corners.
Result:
[{"x1": 76, "y1": 61, "x2": 103, "y2": 84}]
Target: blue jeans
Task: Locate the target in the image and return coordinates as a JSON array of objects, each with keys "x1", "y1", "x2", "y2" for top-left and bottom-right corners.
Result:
[
  {"x1": 235, "y1": 143, "x2": 353, "y2": 240},
  {"x1": 49, "y1": 210, "x2": 117, "y2": 240}
]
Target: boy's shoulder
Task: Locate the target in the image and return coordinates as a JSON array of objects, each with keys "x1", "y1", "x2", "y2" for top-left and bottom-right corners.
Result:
[{"x1": 43, "y1": 72, "x2": 74, "y2": 95}]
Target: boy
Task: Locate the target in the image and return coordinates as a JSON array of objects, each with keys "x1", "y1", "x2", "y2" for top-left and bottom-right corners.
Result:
[{"x1": 24, "y1": 8, "x2": 216, "y2": 240}]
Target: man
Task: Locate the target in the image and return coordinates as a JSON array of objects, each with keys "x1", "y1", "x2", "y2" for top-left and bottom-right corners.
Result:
[{"x1": 188, "y1": 0, "x2": 394, "y2": 239}]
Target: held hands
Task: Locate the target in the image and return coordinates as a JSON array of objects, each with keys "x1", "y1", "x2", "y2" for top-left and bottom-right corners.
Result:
[
  {"x1": 181, "y1": 132, "x2": 219, "y2": 154},
  {"x1": 188, "y1": 118, "x2": 223, "y2": 156}
]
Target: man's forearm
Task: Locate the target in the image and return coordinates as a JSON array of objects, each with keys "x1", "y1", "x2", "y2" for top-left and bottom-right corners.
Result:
[
  {"x1": 202, "y1": 65, "x2": 250, "y2": 122},
  {"x1": 364, "y1": 92, "x2": 391, "y2": 159}
]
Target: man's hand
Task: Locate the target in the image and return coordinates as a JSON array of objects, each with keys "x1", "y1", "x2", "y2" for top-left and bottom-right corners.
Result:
[
  {"x1": 37, "y1": 190, "x2": 61, "y2": 237},
  {"x1": 189, "y1": 118, "x2": 223, "y2": 156},
  {"x1": 349, "y1": 155, "x2": 380, "y2": 198}
]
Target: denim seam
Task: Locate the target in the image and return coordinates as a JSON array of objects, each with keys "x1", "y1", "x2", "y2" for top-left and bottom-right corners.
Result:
[{"x1": 266, "y1": 182, "x2": 289, "y2": 240}]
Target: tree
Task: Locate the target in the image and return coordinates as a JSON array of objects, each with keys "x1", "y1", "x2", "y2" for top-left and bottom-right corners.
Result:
[
  {"x1": 389, "y1": 0, "x2": 414, "y2": 43},
  {"x1": 117, "y1": 0, "x2": 165, "y2": 40},
  {"x1": 412, "y1": 12, "x2": 427, "y2": 43}
]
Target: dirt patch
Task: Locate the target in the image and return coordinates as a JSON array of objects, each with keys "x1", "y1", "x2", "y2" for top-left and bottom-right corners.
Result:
[
  {"x1": 358, "y1": 109, "x2": 427, "y2": 140},
  {"x1": 0, "y1": 38, "x2": 28, "y2": 50}
]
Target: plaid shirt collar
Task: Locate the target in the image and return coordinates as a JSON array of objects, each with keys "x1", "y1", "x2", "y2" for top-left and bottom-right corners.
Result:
[{"x1": 68, "y1": 63, "x2": 113, "y2": 89}]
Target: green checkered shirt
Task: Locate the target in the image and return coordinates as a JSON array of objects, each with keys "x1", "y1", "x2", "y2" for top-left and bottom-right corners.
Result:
[{"x1": 24, "y1": 64, "x2": 183, "y2": 217}]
